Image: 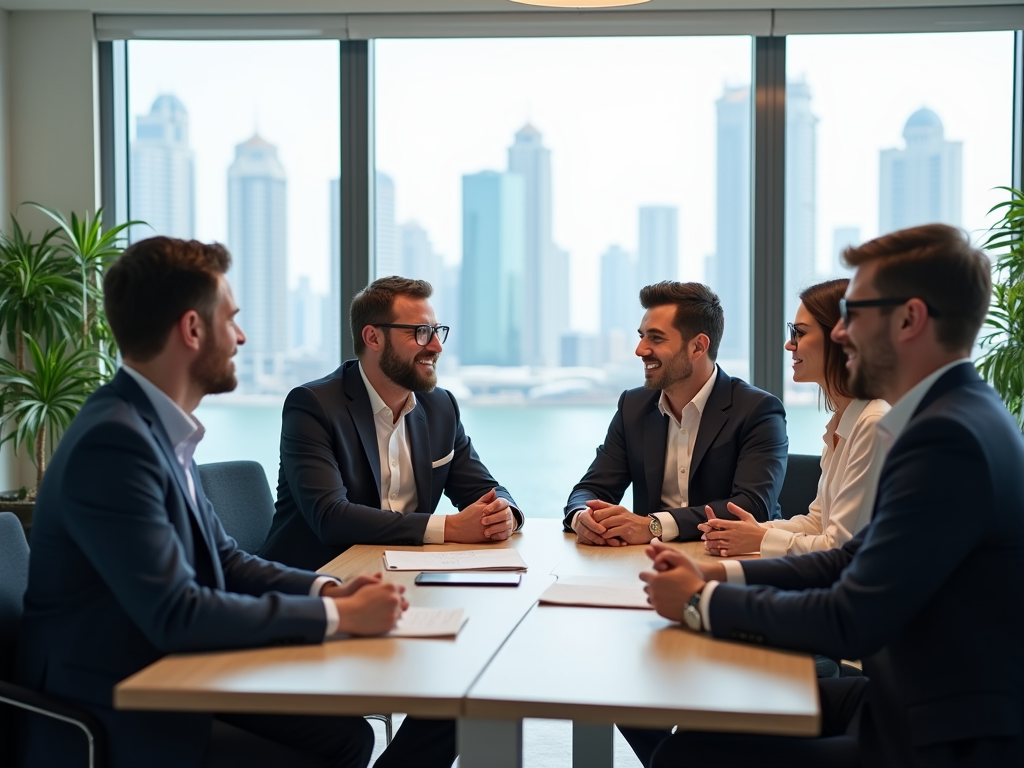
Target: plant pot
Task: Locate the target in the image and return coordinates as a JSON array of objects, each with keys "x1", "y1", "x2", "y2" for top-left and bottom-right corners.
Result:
[{"x1": 0, "y1": 499, "x2": 33, "y2": 541}]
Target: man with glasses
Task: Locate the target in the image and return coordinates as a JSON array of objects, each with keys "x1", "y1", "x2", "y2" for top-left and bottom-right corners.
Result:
[{"x1": 641, "y1": 224, "x2": 1024, "y2": 768}]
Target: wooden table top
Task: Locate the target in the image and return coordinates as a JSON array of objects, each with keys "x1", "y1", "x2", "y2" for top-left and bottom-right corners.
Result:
[{"x1": 115, "y1": 519, "x2": 818, "y2": 735}]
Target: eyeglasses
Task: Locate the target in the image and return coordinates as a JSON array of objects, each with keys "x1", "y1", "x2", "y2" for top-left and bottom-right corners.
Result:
[
  {"x1": 786, "y1": 322, "x2": 804, "y2": 346},
  {"x1": 839, "y1": 297, "x2": 942, "y2": 325},
  {"x1": 376, "y1": 324, "x2": 450, "y2": 346}
]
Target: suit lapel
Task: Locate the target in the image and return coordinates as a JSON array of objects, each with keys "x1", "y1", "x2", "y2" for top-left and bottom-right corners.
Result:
[
  {"x1": 343, "y1": 362, "x2": 383, "y2": 501},
  {"x1": 644, "y1": 405, "x2": 669, "y2": 508},
  {"x1": 406, "y1": 405, "x2": 431, "y2": 511},
  {"x1": 688, "y1": 368, "x2": 730, "y2": 479}
]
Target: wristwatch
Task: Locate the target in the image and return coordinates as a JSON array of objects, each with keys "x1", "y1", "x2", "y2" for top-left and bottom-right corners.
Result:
[
  {"x1": 648, "y1": 513, "x2": 663, "y2": 539},
  {"x1": 683, "y1": 590, "x2": 703, "y2": 632}
]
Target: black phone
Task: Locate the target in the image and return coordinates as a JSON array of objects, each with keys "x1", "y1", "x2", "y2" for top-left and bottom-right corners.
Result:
[{"x1": 414, "y1": 571, "x2": 522, "y2": 587}]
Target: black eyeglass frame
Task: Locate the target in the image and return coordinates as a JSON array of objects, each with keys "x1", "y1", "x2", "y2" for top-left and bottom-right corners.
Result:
[
  {"x1": 375, "y1": 323, "x2": 450, "y2": 346},
  {"x1": 839, "y1": 297, "x2": 942, "y2": 325},
  {"x1": 786, "y1": 322, "x2": 803, "y2": 346}
]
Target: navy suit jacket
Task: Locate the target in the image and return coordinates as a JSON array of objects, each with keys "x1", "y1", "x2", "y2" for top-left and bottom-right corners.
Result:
[
  {"x1": 260, "y1": 360, "x2": 520, "y2": 571},
  {"x1": 16, "y1": 371, "x2": 329, "y2": 768},
  {"x1": 709, "y1": 364, "x2": 1024, "y2": 765},
  {"x1": 564, "y1": 367, "x2": 787, "y2": 539}
]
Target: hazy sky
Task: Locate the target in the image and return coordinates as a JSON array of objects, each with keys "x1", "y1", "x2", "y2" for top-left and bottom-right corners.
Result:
[{"x1": 130, "y1": 31, "x2": 1014, "y2": 333}]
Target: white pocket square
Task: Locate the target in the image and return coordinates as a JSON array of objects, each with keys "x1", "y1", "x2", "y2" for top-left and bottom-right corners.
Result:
[{"x1": 431, "y1": 450, "x2": 455, "y2": 469}]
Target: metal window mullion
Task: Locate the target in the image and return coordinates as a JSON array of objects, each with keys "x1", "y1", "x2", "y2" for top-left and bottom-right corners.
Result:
[
  {"x1": 751, "y1": 35, "x2": 786, "y2": 398},
  {"x1": 1013, "y1": 30, "x2": 1023, "y2": 191},
  {"x1": 98, "y1": 40, "x2": 129, "y2": 230},
  {"x1": 339, "y1": 40, "x2": 373, "y2": 363}
]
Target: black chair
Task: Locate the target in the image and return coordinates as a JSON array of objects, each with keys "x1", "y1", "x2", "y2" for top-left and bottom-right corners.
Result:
[
  {"x1": 196, "y1": 462, "x2": 393, "y2": 744},
  {"x1": 0, "y1": 512, "x2": 107, "y2": 768},
  {"x1": 777, "y1": 454, "x2": 821, "y2": 519}
]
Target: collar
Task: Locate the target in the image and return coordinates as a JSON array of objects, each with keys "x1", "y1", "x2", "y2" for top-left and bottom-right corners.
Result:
[
  {"x1": 658, "y1": 364, "x2": 718, "y2": 422},
  {"x1": 877, "y1": 359, "x2": 972, "y2": 441},
  {"x1": 358, "y1": 360, "x2": 417, "y2": 420},
  {"x1": 120, "y1": 364, "x2": 204, "y2": 451},
  {"x1": 825, "y1": 398, "x2": 871, "y2": 444}
]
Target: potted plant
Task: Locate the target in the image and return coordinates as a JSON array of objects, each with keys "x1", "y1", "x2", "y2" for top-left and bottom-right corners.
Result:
[
  {"x1": 976, "y1": 186, "x2": 1024, "y2": 430},
  {"x1": 0, "y1": 204, "x2": 137, "y2": 532}
]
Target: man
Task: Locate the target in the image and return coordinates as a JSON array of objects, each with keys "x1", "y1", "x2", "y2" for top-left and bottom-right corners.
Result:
[
  {"x1": 259, "y1": 276, "x2": 522, "y2": 768},
  {"x1": 260, "y1": 275, "x2": 522, "y2": 572},
  {"x1": 642, "y1": 224, "x2": 1024, "y2": 767},
  {"x1": 565, "y1": 281, "x2": 787, "y2": 547},
  {"x1": 16, "y1": 237, "x2": 415, "y2": 768}
]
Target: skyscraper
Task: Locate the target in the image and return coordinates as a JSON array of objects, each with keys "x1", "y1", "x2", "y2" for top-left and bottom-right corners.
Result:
[
  {"x1": 326, "y1": 178, "x2": 342, "y2": 370},
  {"x1": 785, "y1": 79, "x2": 819, "y2": 325},
  {"x1": 508, "y1": 124, "x2": 566, "y2": 367},
  {"x1": 713, "y1": 85, "x2": 751, "y2": 363},
  {"x1": 879, "y1": 108, "x2": 962, "y2": 234},
  {"x1": 375, "y1": 172, "x2": 400, "y2": 278},
  {"x1": 130, "y1": 94, "x2": 194, "y2": 240},
  {"x1": 228, "y1": 134, "x2": 288, "y2": 392},
  {"x1": 638, "y1": 206, "x2": 679, "y2": 286},
  {"x1": 831, "y1": 226, "x2": 860, "y2": 277},
  {"x1": 290, "y1": 275, "x2": 324, "y2": 355},
  {"x1": 601, "y1": 244, "x2": 638, "y2": 366},
  {"x1": 460, "y1": 171, "x2": 525, "y2": 366}
]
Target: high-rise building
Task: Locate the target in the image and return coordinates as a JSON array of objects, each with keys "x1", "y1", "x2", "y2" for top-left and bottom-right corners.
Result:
[
  {"x1": 879, "y1": 108, "x2": 962, "y2": 234},
  {"x1": 460, "y1": 171, "x2": 525, "y2": 366},
  {"x1": 375, "y1": 172, "x2": 400, "y2": 278},
  {"x1": 290, "y1": 275, "x2": 324, "y2": 355},
  {"x1": 130, "y1": 94, "x2": 194, "y2": 241},
  {"x1": 601, "y1": 245, "x2": 637, "y2": 335},
  {"x1": 712, "y1": 85, "x2": 751, "y2": 363},
  {"x1": 401, "y1": 221, "x2": 442, "y2": 288},
  {"x1": 831, "y1": 226, "x2": 860, "y2": 277},
  {"x1": 785, "y1": 79, "x2": 819, "y2": 325},
  {"x1": 326, "y1": 178, "x2": 342, "y2": 370},
  {"x1": 508, "y1": 124, "x2": 566, "y2": 367},
  {"x1": 228, "y1": 134, "x2": 288, "y2": 392},
  {"x1": 638, "y1": 206, "x2": 679, "y2": 286}
]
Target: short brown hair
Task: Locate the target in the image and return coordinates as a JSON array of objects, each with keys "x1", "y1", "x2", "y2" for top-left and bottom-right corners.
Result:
[
  {"x1": 639, "y1": 281, "x2": 724, "y2": 361},
  {"x1": 842, "y1": 224, "x2": 991, "y2": 353},
  {"x1": 350, "y1": 276, "x2": 433, "y2": 356},
  {"x1": 799, "y1": 278, "x2": 852, "y2": 410},
  {"x1": 104, "y1": 236, "x2": 230, "y2": 362}
]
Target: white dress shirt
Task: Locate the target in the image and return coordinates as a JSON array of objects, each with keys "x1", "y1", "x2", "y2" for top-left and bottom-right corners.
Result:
[
  {"x1": 358, "y1": 362, "x2": 447, "y2": 544},
  {"x1": 758, "y1": 398, "x2": 890, "y2": 558},
  {"x1": 120, "y1": 365, "x2": 341, "y2": 637},
  {"x1": 571, "y1": 365, "x2": 719, "y2": 541},
  {"x1": 701, "y1": 359, "x2": 972, "y2": 632}
]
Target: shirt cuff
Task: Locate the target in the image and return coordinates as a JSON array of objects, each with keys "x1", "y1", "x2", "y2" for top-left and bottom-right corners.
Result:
[
  {"x1": 721, "y1": 560, "x2": 747, "y2": 585},
  {"x1": 510, "y1": 505, "x2": 523, "y2": 532},
  {"x1": 321, "y1": 597, "x2": 340, "y2": 638},
  {"x1": 310, "y1": 576, "x2": 340, "y2": 596},
  {"x1": 759, "y1": 526, "x2": 793, "y2": 559},
  {"x1": 654, "y1": 512, "x2": 679, "y2": 542},
  {"x1": 699, "y1": 581, "x2": 718, "y2": 633},
  {"x1": 424, "y1": 513, "x2": 446, "y2": 544}
]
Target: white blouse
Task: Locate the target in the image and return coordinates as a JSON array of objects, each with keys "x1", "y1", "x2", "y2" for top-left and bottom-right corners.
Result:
[{"x1": 759, "y1": 398, "x2": 890, "y2": 558}]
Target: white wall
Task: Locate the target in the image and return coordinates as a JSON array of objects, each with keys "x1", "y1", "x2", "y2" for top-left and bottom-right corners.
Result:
[{"x1": 0, "y1": 8, "x2": 14, "y2": 493}]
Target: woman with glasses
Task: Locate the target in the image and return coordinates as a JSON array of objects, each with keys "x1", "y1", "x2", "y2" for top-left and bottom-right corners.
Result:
[{"x1": 698, "y1": 278, "x2": 890, "y2": 560}]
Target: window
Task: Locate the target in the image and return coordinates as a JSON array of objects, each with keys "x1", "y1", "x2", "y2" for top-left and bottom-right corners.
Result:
[
  {"x1": 127, "y1": 40, "x2": 341, "y2": 478},
  {"x1": 375, "y1": 37, "x2": 753, "y2": 515},
  {"x1": 782, "y1": 32, "x2": 1015, "y2": 454}
]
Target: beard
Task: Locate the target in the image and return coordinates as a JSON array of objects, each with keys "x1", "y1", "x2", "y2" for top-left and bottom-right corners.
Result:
[
  {"x1": 191, "y1": 336, "x2": 237, "y2": 396},
  {"x1": 643, "y1": 350, "x2": 694, "y2": 391},
  {"x1": 847, "y1": 328, "x2": 897, "y2": 401},
  {"x1": 380, "y1": 335, "x2": 438, "y2": 392}
]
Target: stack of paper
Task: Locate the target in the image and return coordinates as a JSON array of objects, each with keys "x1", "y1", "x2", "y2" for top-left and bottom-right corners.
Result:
[
  {"x1": 538, "y1": 576, "x2": 653, "y2": 610},
  {"x1": 388, "y1": 607, "x2": 468, "y2": 638},
  {"x1": 382, "y1": 549, "x2": 527, "y2": 572}
]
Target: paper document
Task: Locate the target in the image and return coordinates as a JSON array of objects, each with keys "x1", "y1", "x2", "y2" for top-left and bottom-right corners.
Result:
[
  {"x1": 538, "y1": 576, "x2": 653, "y2": 610},
  {"x1": 388, "y1": 607, "x2": 468, "y2": 638},
  {"x1": 382, "y1": 549, "x2": 527, "y2": 572}
]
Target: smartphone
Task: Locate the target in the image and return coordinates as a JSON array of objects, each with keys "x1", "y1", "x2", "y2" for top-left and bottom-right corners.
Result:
[{"x1": 414, "y1": 571, "x2": 522, "y2": 587}]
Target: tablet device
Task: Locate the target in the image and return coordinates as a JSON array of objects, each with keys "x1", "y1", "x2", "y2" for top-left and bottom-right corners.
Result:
[{"x1": 414, "y1": 571, "x2": 522, "y2": 586}]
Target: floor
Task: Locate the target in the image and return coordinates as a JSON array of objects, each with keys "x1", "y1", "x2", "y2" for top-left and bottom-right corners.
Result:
[{"x1": 369, "y1": 715, "x2": 644, "y2": 767}]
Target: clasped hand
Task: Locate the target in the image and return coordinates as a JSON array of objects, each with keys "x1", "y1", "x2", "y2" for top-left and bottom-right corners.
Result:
[
  {"x1": 447, "y1": 488, "x2": 515, "y2": 543},
  {"x1": 575, "y1": 499, "x2": 654, "y2": 546},
  {"x1": 639, "y1": 541, "x2": 721, "y2": 622},
  {"x1": 696, "y1": 502, "x2": 767, "y2": 557},
  {"x1": 321, "y1": 573, "x2": 409, "y2": 635}
]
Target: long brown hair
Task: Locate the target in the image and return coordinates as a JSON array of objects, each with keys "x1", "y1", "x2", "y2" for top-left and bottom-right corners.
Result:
[{"x1": 799, "y1": 278, "x2": 853, "y2": 411}]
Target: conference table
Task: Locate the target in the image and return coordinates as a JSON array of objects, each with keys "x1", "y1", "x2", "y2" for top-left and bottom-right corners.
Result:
[{"x1": 115, "y1": 519, "x2": 819, "y2": 768}]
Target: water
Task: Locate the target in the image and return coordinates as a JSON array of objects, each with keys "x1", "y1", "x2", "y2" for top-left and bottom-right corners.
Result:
[{"x1": 194, "y1": 400, "x2": 827, "y2": 519}]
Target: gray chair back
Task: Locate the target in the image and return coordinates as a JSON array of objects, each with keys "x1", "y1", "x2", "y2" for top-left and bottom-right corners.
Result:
[
  {"x1": 198, "y1": 461, "x2": 275, "y2": 554},
  {"x1": 777, "y1": 454, "x2": 821, "y2": 520},
  {"x1": 0, "y1": 512, "x2": 29, "y2": 762}
]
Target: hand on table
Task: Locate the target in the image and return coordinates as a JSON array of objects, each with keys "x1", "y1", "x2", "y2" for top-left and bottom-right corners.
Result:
[
  {"x1": 589, "y1": 500, "x2": 652, "y2": 545},
  {"x1": 639, "y1": 541, "x2": 707, "y2": 622},
  {"x1": 334, "y1": 581, "x2": 408, "y2": 636},
  {"x1": 447, "y1": 489, "x2": 514, "y2": 543},
  {"x1": 320, "y1": 573, "x2": 382, "y2": 599},
  {"x1": 574, "y1": 506, "x2": 616, "y2": 546},
  {"x1": 697, "y1": 503, "x2": 767, "y2": 558}
]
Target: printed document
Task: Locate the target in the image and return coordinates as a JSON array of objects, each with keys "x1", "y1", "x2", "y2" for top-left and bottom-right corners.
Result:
[
  {"x1": 538, "y1": 576, "x2": 653, "y2": 610},
  {"x1": 388, "y1": 607, "x2": 468, "y2": 637},
  {"x1": 382, "y1": 549, "x2": 527, "y2": 571}
]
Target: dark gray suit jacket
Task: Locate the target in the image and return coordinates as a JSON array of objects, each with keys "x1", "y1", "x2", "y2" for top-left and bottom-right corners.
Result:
[
  {"x1": 709, "y1": 364, "x2": 1024, "y2": 766},
  {"x1": 564, "y1": 367, "x2": 787, "y2": 540},
  {"x1": 260, "y1": 360, "x2": 520, "y2": 571},
  {"x1": 16, "y1": 370, "x2": 329, "y2": 768}
]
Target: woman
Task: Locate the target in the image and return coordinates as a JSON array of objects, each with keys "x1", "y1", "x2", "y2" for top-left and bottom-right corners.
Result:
[{"x1": 698, "y1": 278, "x2": 890, "y2": 559}]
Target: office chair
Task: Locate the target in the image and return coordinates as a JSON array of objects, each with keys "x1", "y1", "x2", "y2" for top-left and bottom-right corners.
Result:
[
  {"x1": 0, "y1": 512, "x2": 107, "y2": 768},
  {"x1": 777, "y1": 454, "x2": 821, "y2": 519}
]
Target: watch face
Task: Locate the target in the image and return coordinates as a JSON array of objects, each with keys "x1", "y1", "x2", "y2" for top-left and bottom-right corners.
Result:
[
  {"x1": 683, "y1": 604, "x2": 702, "y2": 632},
  {"x1": 649, "y1": 516, "x2": 662, "y2": 537}
]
